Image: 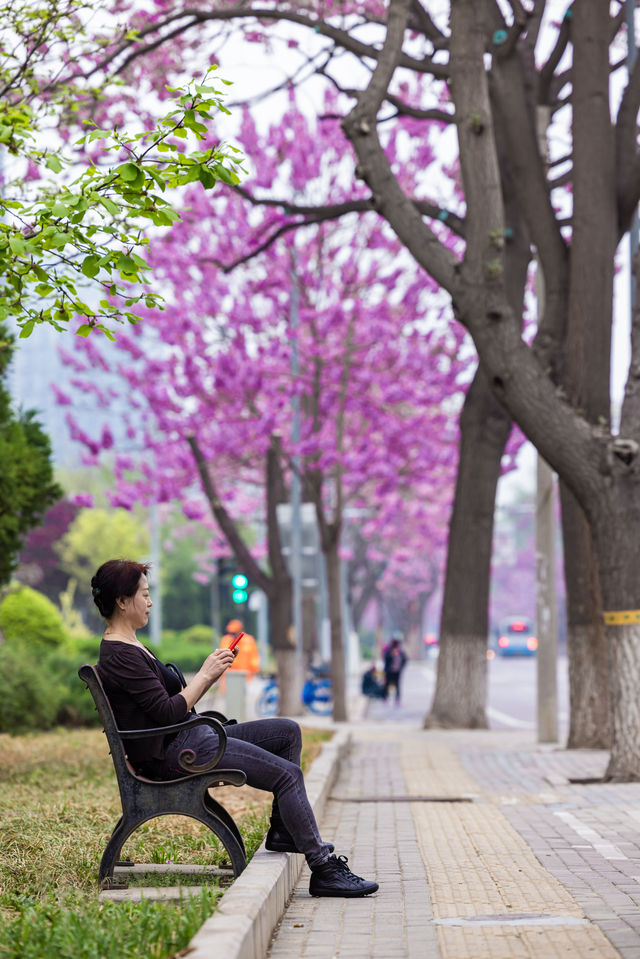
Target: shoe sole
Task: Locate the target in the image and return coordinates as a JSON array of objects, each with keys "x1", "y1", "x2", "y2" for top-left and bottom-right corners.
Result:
[
  {"x1": 265, "y1": 843, "x2": 301, "y2": 853},
  {"x1": 310, "y1": 886, "x2": 379, "y2": 898}
]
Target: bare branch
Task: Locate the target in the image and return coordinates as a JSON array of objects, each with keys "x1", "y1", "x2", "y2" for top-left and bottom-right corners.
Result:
[
  {"x1": 616, "y1": 49, "x2": 640, "y2": 234},
  {"x1": 186, "y1": 434, "x2": 272, "y2": 594},
  {"x1": 407, "y1": 0, "x2": 449, "y2": 50},
  {"x1": 538, "y1": 12, "x2": 571, "y2": 105},
  {"x1": 317, "y1": 63, "x2": 454, "y2": 123},
  {"x1": 89, "y1": 5, "x2": 450, "y2": 83},
  {"x1": 491, "y1": 0, "x2": 529, "y2": 59},
  {"x1": 342, "y1": 0, "x2": 460, "y2": 296},
  {"x1": 526, "y1": 0, "x2": 548, "y2": 52},
  {"x1": 202, "y1": 184, "x2": 465, "y2": 272}
]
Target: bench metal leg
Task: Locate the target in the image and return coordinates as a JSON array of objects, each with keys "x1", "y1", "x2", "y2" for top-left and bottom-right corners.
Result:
[{"x1": 98, "y1": 810, "x2": 246, "y2": 888}]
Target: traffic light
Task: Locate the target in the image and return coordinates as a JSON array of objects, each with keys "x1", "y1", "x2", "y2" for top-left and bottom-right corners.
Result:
[{"x1": 231, "y1": 573, "x2": 248, "y2": 604}]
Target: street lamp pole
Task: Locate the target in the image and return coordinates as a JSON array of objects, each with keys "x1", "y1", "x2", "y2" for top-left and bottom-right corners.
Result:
[
  {"x1": 535, "y1": 105, "x2": 558, "y2": 743},
  {"x1": 290, "y1": 253, "x2": 304, "y2": 678}
]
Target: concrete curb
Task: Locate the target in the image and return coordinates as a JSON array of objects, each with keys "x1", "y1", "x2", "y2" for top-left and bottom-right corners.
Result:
[{"x1": 184, "y1": 726, "x2": 351, "y2": 959}]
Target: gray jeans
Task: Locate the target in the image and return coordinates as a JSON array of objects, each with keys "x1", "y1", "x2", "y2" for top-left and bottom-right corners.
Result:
[{"x1": 162, "y1": 717, "x2": 333, "y2": 869}]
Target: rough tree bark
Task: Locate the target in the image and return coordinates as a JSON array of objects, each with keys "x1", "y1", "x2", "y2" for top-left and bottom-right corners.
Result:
[
  {"x1": 549, "y1": 0, "x2": 614, "y2": 749},
  {"x1": 560, "y1": 484, "x2": 611, "y2": 748},
  {"x1": 426, "y1": 368, "x2": 510, "y2": 727},
  {"x1": 488, "y1": 5, "x2": 611, "y2": 746},
  {"x1": 427, "y1": 81, "x2": 531, "y2": 729}
]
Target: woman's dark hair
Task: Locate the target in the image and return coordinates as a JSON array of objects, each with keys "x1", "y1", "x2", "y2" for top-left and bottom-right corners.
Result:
[{"x1": 91, "y1": 560, "x2": 151, "y2": 619}]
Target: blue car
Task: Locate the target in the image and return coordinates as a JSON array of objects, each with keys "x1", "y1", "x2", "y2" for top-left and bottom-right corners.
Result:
[{"x1": 493, "y1": 616, "x2": 538, "y2": 656}]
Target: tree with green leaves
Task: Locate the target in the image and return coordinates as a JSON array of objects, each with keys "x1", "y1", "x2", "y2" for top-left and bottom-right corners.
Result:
[
  {"x1": 0, "y1": 324, "x2": 60, "y2": 586},
  {"x1": 0, "y1": 0, "x2": 244, "y2": 339}
]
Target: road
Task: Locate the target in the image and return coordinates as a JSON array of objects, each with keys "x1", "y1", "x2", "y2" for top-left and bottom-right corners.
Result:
[{"x1": 363, "y1": 652, "x2": 570, "y2": 734}]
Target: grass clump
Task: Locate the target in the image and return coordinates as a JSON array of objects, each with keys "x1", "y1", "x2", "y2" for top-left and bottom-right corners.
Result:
[{"x1": 0, "y1": 889, "x2": 221, "y2": 959}]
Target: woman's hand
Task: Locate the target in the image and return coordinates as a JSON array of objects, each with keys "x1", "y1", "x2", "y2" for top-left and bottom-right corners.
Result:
[
  {"x1": 200, "y1": 647, "x2": 236, "y2": 684},
  {"x1": 179, "y1": 646, "x2": 238, "y2": 711}
]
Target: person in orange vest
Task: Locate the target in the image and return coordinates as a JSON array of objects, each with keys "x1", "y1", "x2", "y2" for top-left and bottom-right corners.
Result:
[{"x1": 220, "y1": 618, "x2": 260, "y2": 676}]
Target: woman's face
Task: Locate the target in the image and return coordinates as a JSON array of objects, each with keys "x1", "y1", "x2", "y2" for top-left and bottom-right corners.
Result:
[{"x1": 120, "y1": 574, "x2": 152, "y2": 629}]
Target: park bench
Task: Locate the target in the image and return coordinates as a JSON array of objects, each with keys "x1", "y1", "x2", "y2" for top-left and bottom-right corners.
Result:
[{"x1": 78, "y1": 663, "x2": 247, "y2": 889}]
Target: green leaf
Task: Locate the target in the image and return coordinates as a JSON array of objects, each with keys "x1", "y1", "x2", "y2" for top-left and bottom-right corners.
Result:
[
  {"x1": 45, "y1": 155, "x2": 63, "y2": 173},
  {"x1": 116, "y1": 254, "x2": 138, "y2": 275},
  {"x1": 81, "y1": 255, "x2": 101, "y2": 278},
  {"x1": 198, "y1": 168, "x2": 217, "y2": 189},
  {"x1": 76, "y1": 324, "x2": 94, "y2": 337},
  {"x1": 19, "y1": 319, "x2": 35, "y2": 338},
  {"x1": 118, "y1": 162, "x2": 142, "y2": 182},
  {"x1": 96, "y1": 324, "x2": 117, "y2": 341},
  {"x1": 8, "y1": 235, "x2": 27, "y2": 255}
]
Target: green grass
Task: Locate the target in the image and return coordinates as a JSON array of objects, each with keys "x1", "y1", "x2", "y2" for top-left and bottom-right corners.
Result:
[
  {"x1": 0, "y1": 725, "x2": 331, "y2": 959},
  {"x1": 0, "y1": 890, "x2": 221, "y2": 959}
]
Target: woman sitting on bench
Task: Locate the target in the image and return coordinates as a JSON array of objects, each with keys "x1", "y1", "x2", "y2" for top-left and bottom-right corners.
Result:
[{"x1": 91, "y1": 558, "x2": 378, "y2": 899}]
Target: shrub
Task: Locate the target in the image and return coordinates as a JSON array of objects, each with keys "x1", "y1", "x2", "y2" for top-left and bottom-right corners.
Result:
[
  {"x1": 45, "y1": 648, "x2": 102, "y2": 728},
  {"x1": 0, "y1": 643, "x2": 63, "y2": 732},
  {"x1": 0, "y1": 585, "x2": 66, "y2": 651},
  {"x1": 180, "y1": 624, "x2": 216, "y2": 646}
]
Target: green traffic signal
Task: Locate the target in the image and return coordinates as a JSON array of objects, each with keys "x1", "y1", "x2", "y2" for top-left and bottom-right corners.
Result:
[
  {"x1": 231, "y1": 573, "x2": 248, "y2": 589},
  {"x1": 232, "y1": 588, "x2": 248, "y2": 603}
]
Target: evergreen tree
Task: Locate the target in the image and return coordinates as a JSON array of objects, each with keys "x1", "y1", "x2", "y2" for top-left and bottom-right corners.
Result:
[{"x1": 0, "y1": 324, "x2": 61, "y2": 586}]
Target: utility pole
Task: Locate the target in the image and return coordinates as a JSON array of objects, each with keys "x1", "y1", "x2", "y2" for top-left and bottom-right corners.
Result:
[
  {"x1": 536, "y1": 456, "x2": 558, "y2": 742},
  {"x1": 535, "y1": 105, "x2": 558, "y2": 743},
  {"x1": 150, "y1": 503, "x2": 162, "y2": 646},
  {"x1": 290, "y1": 252, "x2": 304, "y2": 685}
]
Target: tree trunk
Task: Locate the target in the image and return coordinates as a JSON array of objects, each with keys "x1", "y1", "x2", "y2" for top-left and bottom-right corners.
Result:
[
  {"x1": 425, "y1": 72, "x2": 530, "y2": 729},
  {"x1": 272, "y1": 645, "x2": 300, "y2": 717},
  {"x1": 267, "y1": 577, "x2": 299, "y2": 716},
  {"x1": 426, "y1": 366, "x2": 511, "y2": 728},
  {"x1": 265, "y1": 434, "x2": 302, "y2": 715},
  {"x1": 556, "y1": 0, "x2": 615, "y2": 751},
  {"x1": 324, "y1": 535, "x2": 347, "y2": 721},
  {"x1": 302, "y1": 594, "x2": 317, "y2": 665},
  {"x1": 559, "y1": 483, "x2": 611, "y2": 749},
  {"x1": 590, "y1": 492, "x2": 640, "y2": 780}
]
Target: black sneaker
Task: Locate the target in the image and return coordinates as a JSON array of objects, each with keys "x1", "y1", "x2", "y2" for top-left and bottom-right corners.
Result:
[
  {"x1": 309, "y1": 855, "x2": 378, "y2": 898},
  {"x1": 265, "y1": 824, "x2": 300, "y2": 853}
]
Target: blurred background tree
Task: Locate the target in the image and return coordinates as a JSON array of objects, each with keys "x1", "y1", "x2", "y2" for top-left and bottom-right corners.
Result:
[{"x1": 0, "y1": 324, "x2": 60, "y2": 590}]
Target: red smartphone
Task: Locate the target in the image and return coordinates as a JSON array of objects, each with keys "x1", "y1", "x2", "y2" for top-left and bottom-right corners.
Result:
[{"x1": 229, "y1": 632, "x2": 244, "y2": 651}]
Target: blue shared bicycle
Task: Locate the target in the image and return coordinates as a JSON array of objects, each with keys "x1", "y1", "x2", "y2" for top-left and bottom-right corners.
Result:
[{"x1": 256, "y1": 665, "x2": 333, "y2": 717}]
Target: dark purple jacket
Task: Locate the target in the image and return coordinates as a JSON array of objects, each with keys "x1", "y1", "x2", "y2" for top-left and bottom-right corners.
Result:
[{"x1": 98, "y1": 640, "x2": 188, "y2": 769}]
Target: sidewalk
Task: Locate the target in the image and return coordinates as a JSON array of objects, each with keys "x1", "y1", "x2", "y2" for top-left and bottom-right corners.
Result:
[{"x1": 265, "y1": 667, "x2": 640, "y2": 959}]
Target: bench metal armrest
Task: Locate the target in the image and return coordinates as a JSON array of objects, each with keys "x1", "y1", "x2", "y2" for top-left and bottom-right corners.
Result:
[{"x1": 118, "y1": 714, "x2": 227, "y2": 774}]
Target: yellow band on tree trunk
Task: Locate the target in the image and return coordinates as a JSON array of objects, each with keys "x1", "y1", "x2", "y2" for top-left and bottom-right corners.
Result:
[{"x1": 603, "y1": 610, "x2": 640, "y2": 625}]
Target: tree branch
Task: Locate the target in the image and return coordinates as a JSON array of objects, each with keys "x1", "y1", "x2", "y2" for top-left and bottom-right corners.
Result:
[
  {"x1": 407, "y1": 0, "x2": 449, "y2": 50},
  {"x1": 538, "y1": 12, "x2": 571, "y2": 105},
  {"x1": 342, "y1": 0, "x2": 460, "y2": 296},
  {"x1": 186, "y1": 434, "x2": 272, "y2": 594},
  {"x1": 265, "y1": 433, "x2": 291, "y2": 586},
  {"x1": 317, "y1": 63, "x2": 455, "y2": 123},
  {"x1": 90, "y1": 5, "x2": 450, "y2": 83},
  {"x1": 616, "y1": 50, "x2": 640, "y2": 234},
  {"x1": 202, "y1": 185, "x2": 465, "y2": 273},
  {"x1": 526, "y1": 0, "x2": 548, "y2": 53},
  {"x1": 488, "y1": 27, "x2": 568, "y2": 353}
]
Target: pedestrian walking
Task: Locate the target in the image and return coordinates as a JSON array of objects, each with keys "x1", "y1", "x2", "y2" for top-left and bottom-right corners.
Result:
[{"x1": 383, "y1": 637, "x2": 407, "y2": 705}]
